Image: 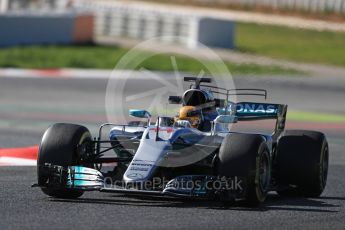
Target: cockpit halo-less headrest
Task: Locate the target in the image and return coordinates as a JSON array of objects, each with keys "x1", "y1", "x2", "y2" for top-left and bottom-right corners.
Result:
[{"x1": 182, "y1": 89, "x2": 213, "y2": 106}]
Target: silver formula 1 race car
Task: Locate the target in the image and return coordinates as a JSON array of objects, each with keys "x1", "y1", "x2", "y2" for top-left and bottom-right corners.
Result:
[{"x1": 34, "y1": 77, "x2": 329, "y2": 205}]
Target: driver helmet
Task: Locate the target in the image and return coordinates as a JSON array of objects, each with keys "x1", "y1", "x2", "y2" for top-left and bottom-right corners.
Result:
[{"x1": 175, "y1": 106, "x2": 201, "y2": 128}]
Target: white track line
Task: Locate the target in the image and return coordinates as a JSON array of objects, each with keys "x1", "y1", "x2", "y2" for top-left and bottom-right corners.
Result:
[
  {"x1": 0, "y1": 68, "x2": 181, "y2": 79},
  {"x1": 0, "y1": 157, "x2": 36, "y2": 166}
]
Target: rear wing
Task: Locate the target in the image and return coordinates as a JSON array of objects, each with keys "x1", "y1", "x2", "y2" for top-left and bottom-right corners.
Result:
[
  {"x1": 234, "y1": 102, "x2": 288, "y2": 139},
  {"x1": 200, "y1": 84, "x2": 267, "y2": 100}
]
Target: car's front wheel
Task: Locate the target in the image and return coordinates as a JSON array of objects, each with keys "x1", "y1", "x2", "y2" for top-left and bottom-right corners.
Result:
[{"x1": 37, "y1": 123, "x2": 92, "y2": 198}]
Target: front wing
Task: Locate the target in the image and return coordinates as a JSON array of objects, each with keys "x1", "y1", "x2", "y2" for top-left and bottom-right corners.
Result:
[{"x1": 33, "y1": 164, "x2": 246, "y2": 200}]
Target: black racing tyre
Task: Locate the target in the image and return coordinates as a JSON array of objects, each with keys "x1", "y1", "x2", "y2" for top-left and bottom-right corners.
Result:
[
  {"x1": 217, "y1": 134, "x2": 271, "y2": 206},
  {"x1": 37, "y1": 123, "x2": 92, "y2": 199},
  {"x1": 276, "y1": 130, "x2": 329, "y2": 197}
]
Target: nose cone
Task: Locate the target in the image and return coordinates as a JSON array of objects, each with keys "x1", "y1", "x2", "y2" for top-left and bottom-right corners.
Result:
[{"x1": 123, "y1": 139, "x2": 170, "y2": 183}]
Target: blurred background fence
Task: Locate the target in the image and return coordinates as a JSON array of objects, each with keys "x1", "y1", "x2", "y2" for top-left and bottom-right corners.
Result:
[
  {"x1": 74, "y1": 0, "x2": 235, "y2": 49},
  {"x1": 2, "y1": 0, "x2": 345, "y2": 13},
  {"x1": 0, "y1": 0, "x2": 67, "y2": 11},
  {"x1": 175, "y1": 0, "x2": 345, "y2": 13},
  {"x1": 77, "y1": 1, "x2": 194, "y2": 46},
  {"x1": 0, "y1": 0, "x2": 236, "y2": 49},
  {"x1": 0, "y1": 0, "x2": 344, "y2": 48}
]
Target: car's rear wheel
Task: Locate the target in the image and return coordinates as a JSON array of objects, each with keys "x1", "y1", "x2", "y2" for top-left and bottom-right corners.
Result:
[
  {"x1": 217, "y1": 134, "x2": 271, "y2": 206},
  {"x1": 276, "y1": 130, "x2": 329, "y2": 197},
  {"x1": 37, "y1": 123, "x2": 92, "y2": 198}
]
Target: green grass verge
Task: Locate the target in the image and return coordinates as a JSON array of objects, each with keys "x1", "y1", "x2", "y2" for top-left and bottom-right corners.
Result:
[
  {"x1": 236, "y1": 22, "x2": 345, "y2": 66},
  {"x1": 0, "y1": 45, "x2": 300, "y2": 75},
  {"x1": 288, "y1": 110, "x2": 345, "y2": 123},
  {"x1": 1, "y1": 23, "x2": 345, "y2": 72}
]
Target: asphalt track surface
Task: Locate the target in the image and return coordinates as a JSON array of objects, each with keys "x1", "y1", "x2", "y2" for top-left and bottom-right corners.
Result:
[{"x1": 0, "y1": 74, "x2": 344, "y2": 229}]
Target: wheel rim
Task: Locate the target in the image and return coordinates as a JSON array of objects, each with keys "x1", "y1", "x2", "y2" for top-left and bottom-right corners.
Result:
[
  {"x1": 259, "y1": 152, "x2": 270, "y2": 192},
  {"x1": 321, "y1": 145, "x2": 329, "y2": 187}
]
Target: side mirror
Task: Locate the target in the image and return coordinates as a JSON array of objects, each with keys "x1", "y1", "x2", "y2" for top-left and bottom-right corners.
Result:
[
  {"x1": 214, "y1": 115, "x2": 237, "y2": 124},
  {"x1": 211, "y1": 115, "x2": 237, "y2": 135},
  {"x1": 129, "y1": 109, "x2": 151, "y2": 119}
]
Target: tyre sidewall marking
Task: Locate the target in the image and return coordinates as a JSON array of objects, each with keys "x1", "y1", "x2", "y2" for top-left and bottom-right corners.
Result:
[
  {"x1": 318, "y1": 138, "x2": 328, "y2": 191},
  {"x1": 254, "y1": 143, "x2": 271, "y2": 202}
]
